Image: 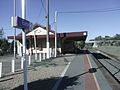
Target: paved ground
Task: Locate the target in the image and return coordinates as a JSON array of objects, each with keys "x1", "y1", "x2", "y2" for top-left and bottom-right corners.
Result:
[
  {"x1": 0, "y1": 54, "x2": 74, "y2": 90},
  {"x1": 0, "y1": 50, "x2": 120, "y2": 90},
  {"x1": 56, "y1": 51, "x2": 120, "y2": 90}
]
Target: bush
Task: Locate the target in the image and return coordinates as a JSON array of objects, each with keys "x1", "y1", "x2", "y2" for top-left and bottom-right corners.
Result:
[{"x1": 0, "y1": 39, "x2": 11, "y2": 55}]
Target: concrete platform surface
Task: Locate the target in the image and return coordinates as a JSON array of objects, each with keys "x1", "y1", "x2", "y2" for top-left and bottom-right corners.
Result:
[{"x1": 56, "y1": 54, "x2": 120, "y2": 90}]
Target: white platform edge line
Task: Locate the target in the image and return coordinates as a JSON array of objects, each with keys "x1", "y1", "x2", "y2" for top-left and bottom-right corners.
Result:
[{"x1": 52, "y1": 62, "x2": 71, "y2": 90}]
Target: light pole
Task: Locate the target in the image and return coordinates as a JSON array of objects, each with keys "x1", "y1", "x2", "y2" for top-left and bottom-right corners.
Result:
[
  {"x1": 21, "y1": 0, "x2": 28, "y2": 90},
  {"x1": 12, "y1": 0, "x2": 16, "y2": 73},
  {"x1": 13, "y1": 0, "x2": 16, "y2": 60},
  {"x1": 54, "y1": 11, "x2": 58, "y2": 57},
  {"x1": 34, "y1": 31, "x2": 37, "y2": 60},
  {"x1": 46, "y1": 0, "x2": 50, "y2": 58}
]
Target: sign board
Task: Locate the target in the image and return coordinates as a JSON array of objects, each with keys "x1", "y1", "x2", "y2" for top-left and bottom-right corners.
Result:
[{"x1": 11, "y1": 16, "x2": 32, "y2": 30}]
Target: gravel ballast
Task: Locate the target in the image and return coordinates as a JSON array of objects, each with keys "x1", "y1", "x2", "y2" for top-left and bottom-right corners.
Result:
[{"x1": 0, "y1": 55, "x2": 75, "y2": 90}]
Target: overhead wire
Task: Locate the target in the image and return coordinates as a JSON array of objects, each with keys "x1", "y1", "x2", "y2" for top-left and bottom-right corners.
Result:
[
  {"x1": 40, "y1": 0, "x2": 46, "y2": 24},
  {"x1": 40, "y1": 0, "x2": 46, "y2": 13},
  {"x1": 35, "y1": 0, "x2": 46, "y2": 24},
  {"x1": 59, "y1": 7, "x2": 120, "y2": 14}
]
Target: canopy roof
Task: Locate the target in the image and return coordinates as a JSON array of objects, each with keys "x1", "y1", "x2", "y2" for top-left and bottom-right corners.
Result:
[{"x1": 8, "y1": 24, "x2": 87, "y2": 41}]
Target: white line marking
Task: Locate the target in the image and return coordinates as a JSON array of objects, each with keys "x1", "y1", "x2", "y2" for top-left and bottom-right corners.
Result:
[
  {"x1": 52, "y1": 62, "x2": 71, "y2": 90},
  {"x1": 86, "y1": 54, "x2": 101, "y2": 90}
]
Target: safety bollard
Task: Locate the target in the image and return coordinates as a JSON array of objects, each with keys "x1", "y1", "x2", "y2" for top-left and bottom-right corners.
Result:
[
  {"x1": 50, "y1": 48, "x2": 51, "y2": 58},
  {"x1": 41, "y1": 53, "x2": 43, "y2": 60},
  {"x1": 0, "y1": 62, "x2": 2, "y2": 78},
  {"x1": 12, "y1": 60, "x2": 15, "y2": 73},
  {"x1": 35, "y1": 53, "x2": 37, "y2": 61},
  {"x1": 43, "y1": 53, "x2": 45, "y2": 60},
  {"x1": 39, "y1": 53, "x2": 41, "y2": 62},
  {"x1": 21, "y1": 57, "x2": 24, "y2": 69},
  {"x1": 45, "y1": 53, "x2": 47, "y2": 59},
  {"x1": 28, "y1": 55, "x2": 31, "y2": 65}
]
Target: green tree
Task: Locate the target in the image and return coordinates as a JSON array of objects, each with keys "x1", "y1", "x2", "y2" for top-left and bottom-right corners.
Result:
[
  {"x1": 95, "y1": 36, "x2": 103, "y2": 40},
  {"x1": 113, "y1": 34, "x2": 120, "y2": 40},
  {"x1": 0, "y1": 39, "x2": 10, "y2": 55},
  {"x1": 77, "y1": 41, "x2": 85, "y2": 49},
  {"x1": 104, "y1": 36, "x2": 111, "y2": 40}
]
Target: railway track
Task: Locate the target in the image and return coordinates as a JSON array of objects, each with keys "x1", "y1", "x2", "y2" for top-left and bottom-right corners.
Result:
[{"x1": 89, "y1": 49, "x2": 120, "y2": 84}]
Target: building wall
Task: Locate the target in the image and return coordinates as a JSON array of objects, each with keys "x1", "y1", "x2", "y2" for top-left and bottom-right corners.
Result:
[{"x1": 17, "y1": 38, "x2": 61, "y2": 57}]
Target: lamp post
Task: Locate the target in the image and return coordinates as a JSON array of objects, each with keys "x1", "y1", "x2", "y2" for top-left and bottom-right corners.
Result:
[
  {"x1": 21, "y1": 0, "x2": 28, "y2": 90},
  {"x1": 34, "y1": 31, "x2": 37, "y2": 60},
  {"x1": 13, "y1": 0, "x2": 16, "y2": 60},
  {"x1": 46, "y1": 0, "x2": 50, "y2": 58},
  {"x1": 12, "y1": 0, "x2": 16, "y2": 73},
  {"x1": 54, "y1": 11, "x2": 58, "y2": 57}
]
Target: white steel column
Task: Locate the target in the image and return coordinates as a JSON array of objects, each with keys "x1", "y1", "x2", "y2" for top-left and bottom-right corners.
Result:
[
  {"x1": 12, "y1": 0, "x2": 16, "y2": 74},
  {"x1": 13, "y1": 0, "x2": 16, "y2": 60},
  {"x1": 34, "y1": 31, "x2": 37, "y2": 60},
  {"x1": 46, "y1": 0, "x2": 50, "y2": 59},
  {"x1": 21, "y1": 0, "x2": 28, "y2": 90},
  {"x1": 54, "y1": 11, "x2": 57, "y2": 57}
]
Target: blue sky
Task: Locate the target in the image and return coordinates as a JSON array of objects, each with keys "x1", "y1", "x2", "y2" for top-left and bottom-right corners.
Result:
[{"x1": 0, "y1": 0, "x2": 120, "y2": 41}]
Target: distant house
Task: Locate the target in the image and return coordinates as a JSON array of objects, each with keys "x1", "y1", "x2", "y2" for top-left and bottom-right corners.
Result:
[{"x1": 8, "y1": 24, "x2": 87, "y2": 57}]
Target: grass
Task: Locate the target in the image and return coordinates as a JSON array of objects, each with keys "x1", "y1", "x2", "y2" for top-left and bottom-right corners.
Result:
[
  {"x1": 94, "y1": 46, "x2": 120, "y2": 61},
  {"x1": 31, "y1": 59, "x2": 58, "y2": 68},
  {"x1": 31, "y1": 57, "x2": 69, "y2": 68}
]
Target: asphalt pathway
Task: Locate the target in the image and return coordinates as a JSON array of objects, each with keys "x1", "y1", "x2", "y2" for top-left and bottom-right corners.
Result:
[{"x1": 57, "y1": 53, "x2": 118, "y2": 90}]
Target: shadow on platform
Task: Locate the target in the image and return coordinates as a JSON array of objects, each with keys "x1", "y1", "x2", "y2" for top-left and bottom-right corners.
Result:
[
  {"x1": 12, "y1": 66, "x2": 102, "y2": 90},
  {"x1": 13, "y1": 77, "x2": 58, "y2": 90}
]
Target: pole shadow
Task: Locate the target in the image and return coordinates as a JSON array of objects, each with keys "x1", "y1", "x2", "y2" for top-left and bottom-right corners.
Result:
[
  {"x1": 57, "y1": 66, "x2": 102, "y2": 90},
  {"x1": 12, "y1": 66, "x2": 102, "y2": 90}
]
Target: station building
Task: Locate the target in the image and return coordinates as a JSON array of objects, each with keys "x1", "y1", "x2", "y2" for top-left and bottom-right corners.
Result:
[{"x1": 8, "y1": 24, "x2": 87, "y2": 57}]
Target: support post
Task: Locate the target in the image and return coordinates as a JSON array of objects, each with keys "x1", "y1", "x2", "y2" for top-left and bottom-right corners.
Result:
[
  {"x1": 21, "y1": 0, "x2": 28, "y2": 90},
  {"x1": 13, "y1": 0, "x2": 16, "y2": 60},
  {"x1": 54, "y1": 11, "x2": 57, "y2": 57},
  {"x1": 34, "y1": 31, "x2": 37, "y2": 60},
  {"x1": 46, "y1": 0, "x2": 50, "y2": 59}
]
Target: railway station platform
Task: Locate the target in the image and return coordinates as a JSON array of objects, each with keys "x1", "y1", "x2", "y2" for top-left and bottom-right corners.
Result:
[
  {"x1": 54, "y1": 50, "x2": 120, "y2": 90},
  {"x1": 0, "y1": 49, "x2": 120, "y2": 90}
]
